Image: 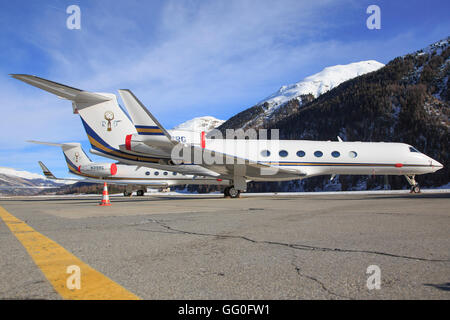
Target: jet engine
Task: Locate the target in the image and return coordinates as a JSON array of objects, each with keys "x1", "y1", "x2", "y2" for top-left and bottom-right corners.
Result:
[{"x1": 78, "y1": 163, "x2": 117, "y2": 177}]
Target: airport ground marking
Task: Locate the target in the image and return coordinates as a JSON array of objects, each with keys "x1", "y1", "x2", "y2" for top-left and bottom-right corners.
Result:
[{"x1": 0, "y1": 205, "x2": 140, "y2": 300}]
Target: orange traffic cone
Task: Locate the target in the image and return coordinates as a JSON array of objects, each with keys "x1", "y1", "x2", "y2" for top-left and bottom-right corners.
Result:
[{"x1": 99, "y1": 182, "x2": 111, "y2": 206}]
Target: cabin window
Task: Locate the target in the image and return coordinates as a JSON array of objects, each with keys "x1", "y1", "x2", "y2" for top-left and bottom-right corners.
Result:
[
  {"x1": 279, "y1": 150, "x2": 288, "y2": 157},
  {"x1": 331, "y1": 151, "x2": 340, "y2": 158},
  {"x1": 163, "y1": 172, "x2": 168, "y2": 176},
  {"x1": 261, "y1": 150, "x2": 271, "y2": 157},
  {"x1": 409, "y1": 147, "x2": 419, "y2": 153},
  {"x1": 145, "y1": 171, "x2": 150, "y2": 176},
  {"x1": 154, "y1": 171, "x2": 159, "y2": 176},
  {"x1": 296, "y1": 150, "x2": 306, "y2": 157},
  {"x1": 314, "y1": 151, "x2": 323, "y2": 158},
  {"x1": 349, "y1": 151, "x2": 357, "y2": 158}
]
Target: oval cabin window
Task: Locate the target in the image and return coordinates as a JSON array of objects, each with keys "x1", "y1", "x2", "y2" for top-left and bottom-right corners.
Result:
[
  {"x1": 261, "y1": 150, "x2": 271, "y2": 157},
  {"x1": 279, "y1": 150, "x2": 288, "y2": 157},
  {"x1": 331, "y1": 151, "x2": 340, "y2": 158},
  {"x1": 314, "y1": 151, "x2": 323, "y2": 158}
]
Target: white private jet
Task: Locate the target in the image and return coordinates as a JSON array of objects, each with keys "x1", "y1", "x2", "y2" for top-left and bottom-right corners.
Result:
[
  {"x1": 12, "y1": 74, "x2": 444, "y2": 198},
  {"x1": 30, "y1": 141, "x2": 229, "y2": 196}
]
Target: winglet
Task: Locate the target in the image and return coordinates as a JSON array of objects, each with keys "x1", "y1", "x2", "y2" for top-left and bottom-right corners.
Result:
[
  {"x1": 38, "y1": 161, "x2": 57, "y2": 179},
  {"x1": 118, "y1": 89, "x2": 172, "y2": 142}
]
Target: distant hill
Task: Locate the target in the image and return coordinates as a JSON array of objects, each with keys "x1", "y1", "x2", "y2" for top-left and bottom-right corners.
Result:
[{"x1": 0, "y1": 167, "x2": 71, "y2": 196}]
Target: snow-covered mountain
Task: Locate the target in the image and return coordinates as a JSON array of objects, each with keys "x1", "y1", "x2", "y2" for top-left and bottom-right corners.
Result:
[
  {"x1": 258, "y1": 60, "x2": 385, "y2": 108},
  {"x1": 0, "y1": 167, "x2": 51, "y2": 180},
  {"x1": 173, "y1": 116, "x2": 225, "y2": 132},
  {"x1": 219, "y1": 60, "x2": 385, "y2": 130},
  {"x1": 0, "y1": 167, "x2": 72, "y2": 196}
]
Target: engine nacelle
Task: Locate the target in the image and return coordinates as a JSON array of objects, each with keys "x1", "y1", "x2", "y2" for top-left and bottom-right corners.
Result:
[
  {"x1": 78, "y1": 163, "x2": 117, "y2": 177},
  {"x1": 158, "y1": 159, "x2": 179, "y2": 166},
  {"x1": 125, "y1": 134, "x2": 162, "y2": 154}
]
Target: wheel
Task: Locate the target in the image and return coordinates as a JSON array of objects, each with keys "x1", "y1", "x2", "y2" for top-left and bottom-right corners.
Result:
[
  {"x1": 224, "y1": 187, "x2": 230, "y2": 197},
  {"x1": 123, "y1": 191, "x2": 132, "y2": 197},
  {"x1": 228, "y1": 187, "x2": 240, "y2": 198},
  {"x1": 136, "y1": 190, "x2": 145, "y2": 196},
  {"x1": 412, "y1": 184, "x2": 420, "y2": 193}
]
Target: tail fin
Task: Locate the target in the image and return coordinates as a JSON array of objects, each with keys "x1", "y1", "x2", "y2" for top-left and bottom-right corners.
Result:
[
  {"x1": 28, "y1": 140, "x2": 92, "y2": 174},
  {"x1": 11, "y1": 74, "x2": 138, "y2": 153},
  {"x1": 38, "y1": 161, "x2": 57, "y2": 179}
]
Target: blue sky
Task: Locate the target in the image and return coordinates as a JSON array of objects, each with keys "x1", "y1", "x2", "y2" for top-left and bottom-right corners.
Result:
[{"x1": 0, "y1": 0, "x2": 449, "y2": 178}]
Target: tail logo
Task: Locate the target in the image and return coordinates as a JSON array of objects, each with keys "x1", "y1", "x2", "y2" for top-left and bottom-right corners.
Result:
[
  {"x1": 74, "y1": 152, "x2": 80, "y2": 163},
  {"x1": 102, "y1": 111, "x2": 121, "y2": 131}
]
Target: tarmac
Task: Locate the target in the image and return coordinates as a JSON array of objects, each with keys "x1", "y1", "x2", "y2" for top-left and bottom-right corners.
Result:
[{"x1": 0, "y1": 191, "x2": 449, "y2": 300}]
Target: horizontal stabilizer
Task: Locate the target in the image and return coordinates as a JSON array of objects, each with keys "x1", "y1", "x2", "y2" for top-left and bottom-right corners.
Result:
[
  {"x1": 10, "y1": 74, "x2": 111, "y2": 104},
  {"x1": 27, "y1": 140, "x2": 80, "y2": 150},
  {"x1": 27, "y1": 140, "x2": 63, "y2": 147}
]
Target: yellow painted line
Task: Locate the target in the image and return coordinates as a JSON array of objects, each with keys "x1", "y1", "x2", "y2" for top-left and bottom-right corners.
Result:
[{"x1": 0, "y1": 206, "x2": 140, "y2": 300}]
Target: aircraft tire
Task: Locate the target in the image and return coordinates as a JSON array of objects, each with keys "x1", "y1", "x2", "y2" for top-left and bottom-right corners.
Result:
[{"x1": 228, "y1": 187, "x2": 240, "y2": 199}]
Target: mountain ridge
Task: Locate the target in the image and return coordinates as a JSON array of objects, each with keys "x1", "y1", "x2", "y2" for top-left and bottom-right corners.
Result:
[{"x1": 219, "y1": 60, "x2": 385, "y2": 131}]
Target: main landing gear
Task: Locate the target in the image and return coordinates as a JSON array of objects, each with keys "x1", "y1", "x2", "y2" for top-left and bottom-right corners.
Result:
[
  {"x1": 404, "y1": 175, "x2": 421, "y2": 193},
  {"x1": 224, "y1": 186, "x2": 241, "y2": 199},
  {"x1": 124, "y1": 189, "x2": 146, "y2": 197}
]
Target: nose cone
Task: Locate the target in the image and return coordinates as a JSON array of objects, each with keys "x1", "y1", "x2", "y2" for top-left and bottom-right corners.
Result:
[
  {"x1": 433, "y1": 160, "x2": 444, "y2": 170},
  {"x1": 429, "y1": 157, "x2": 444, "y2": 172}
]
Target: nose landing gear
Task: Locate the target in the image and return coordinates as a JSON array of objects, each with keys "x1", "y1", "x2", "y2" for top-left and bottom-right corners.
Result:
[{"x1": 405, "y1": 175, "x2": 421, "y2": 193}]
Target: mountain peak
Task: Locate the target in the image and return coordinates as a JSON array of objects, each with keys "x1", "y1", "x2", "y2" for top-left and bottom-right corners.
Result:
[
  {"x1": 258, "y1": 60, "x2": 385, "y2": 109},
  {"x1": 172, "y1": 116, "x2": 225, "y2": 132}
]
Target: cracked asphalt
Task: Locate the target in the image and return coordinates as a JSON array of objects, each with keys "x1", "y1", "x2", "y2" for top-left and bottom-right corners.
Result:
[{"x1": 0, "y1": 192, "x2": 449, "y2": 299}]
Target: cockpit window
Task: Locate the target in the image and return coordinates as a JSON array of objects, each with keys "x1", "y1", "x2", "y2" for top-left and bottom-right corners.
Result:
[{"x1": 409, "y1": 147, "x2": 420, "y2": 153}]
